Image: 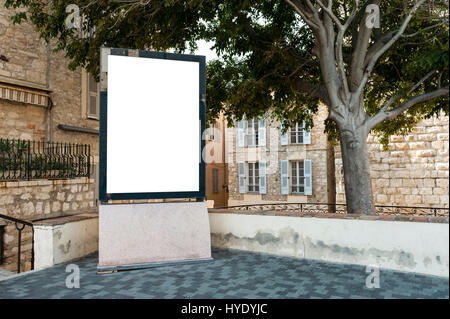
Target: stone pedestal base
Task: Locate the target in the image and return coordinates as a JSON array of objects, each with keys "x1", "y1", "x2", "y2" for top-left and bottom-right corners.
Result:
[{"x1": 98, "y1": 202, "x2": 212, "y2": 271}]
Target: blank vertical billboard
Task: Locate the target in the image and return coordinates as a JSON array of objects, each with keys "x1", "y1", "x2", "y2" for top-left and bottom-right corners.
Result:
[{"x1": 99, "y1": 49, "x2": 206, "y2": 201}]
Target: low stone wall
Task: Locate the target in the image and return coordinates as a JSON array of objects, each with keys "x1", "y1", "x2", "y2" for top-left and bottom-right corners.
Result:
[
  {"x1": 0, "y1": 177, "x2": 96, "y2": 272},
  {"x1": 209, "y1": 209, "x2": 449, "y2": 277}
]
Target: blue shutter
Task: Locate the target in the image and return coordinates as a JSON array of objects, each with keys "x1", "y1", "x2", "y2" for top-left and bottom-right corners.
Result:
[
  {"x1": 258, "y1": 118, "x2": 266, "y2": 146},
  {"x1": 238, "y1": 162, "x2": 246, "y2": 193},
  {"x1": 281, "y1": 160, "x2": 289, "y2": 195},
  {"x1": 259, "y1": 161, "x2": 267, "y2": 194},
  {"x1": 304, "y1": 159, "x2": 312, "y2": 195},
  {"x1": 280, "y1": 124, "x2": 288, "y2": 146},
  {"x1": 302, "y1": 121, "x2": 311, "y2": 144},
  {"x1": 237, "y1": 120, "x2": 245, "y2": 147}
]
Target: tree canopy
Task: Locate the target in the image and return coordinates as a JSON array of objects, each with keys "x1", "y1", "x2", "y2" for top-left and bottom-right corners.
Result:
[{"x1": 5, "y1": 0, "x2": 449, "y2": 147}]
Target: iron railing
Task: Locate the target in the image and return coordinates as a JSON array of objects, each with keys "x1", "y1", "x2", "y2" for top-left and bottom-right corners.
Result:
[
  {"x1": 0, "y1": 224, "x2": 4, "y2": 266},
  {"x1": 0, "y1": 213, "x2": 34, "y2": 273},
  {"x1": 215, "y1": 202, "x2": 450, "y2": 217},
  {"x1": 0, "y1": 138, "x2": 91, "y2": 181}
]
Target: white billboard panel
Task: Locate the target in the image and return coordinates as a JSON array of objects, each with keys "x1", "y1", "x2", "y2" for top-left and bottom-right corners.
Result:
[{"x1": 99, "y1": 50, "x2": 205, "y2": 200}]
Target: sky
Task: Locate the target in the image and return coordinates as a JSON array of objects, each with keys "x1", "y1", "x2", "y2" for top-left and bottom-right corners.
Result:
[{"x1": 193, "y1": 40, "x2": 218, "y2": 62}]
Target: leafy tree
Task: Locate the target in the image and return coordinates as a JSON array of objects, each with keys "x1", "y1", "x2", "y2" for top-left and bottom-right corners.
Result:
[{"x1": 5, "y1": 0, "x2": 448, "y2": 214}]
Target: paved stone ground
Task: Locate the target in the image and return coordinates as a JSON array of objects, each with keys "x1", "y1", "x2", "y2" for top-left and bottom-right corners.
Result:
[
  {"x1": 0, "y1": 248, "x2": 448, "y2": 299},
  {"x1": 0, "y1": 269, "x2": 15, "y2": 282}
]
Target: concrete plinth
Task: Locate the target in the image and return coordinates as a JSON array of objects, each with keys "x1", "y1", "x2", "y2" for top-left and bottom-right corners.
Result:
[{"x1": 98, "y1": 202, "x2": 212, "y2": 271}]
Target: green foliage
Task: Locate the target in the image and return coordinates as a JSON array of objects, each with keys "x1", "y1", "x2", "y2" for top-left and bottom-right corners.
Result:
[{"x1": 4, "y1": 0, "x2": 449, "y2": 144}]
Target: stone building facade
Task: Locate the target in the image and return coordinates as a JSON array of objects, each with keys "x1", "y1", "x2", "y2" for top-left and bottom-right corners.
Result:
[
  {"x1": 227, "y1": 103, "x2": 448, "y2": 210},
  {"x1": 336, "y1": 114, "x2": 449, "y2": 208},
  {"x1": 0, "y1": 1, "x2": 99, "y2": 272},
  {"x1": 227, "y1": 105, "x2": 335, "y2": 206}
]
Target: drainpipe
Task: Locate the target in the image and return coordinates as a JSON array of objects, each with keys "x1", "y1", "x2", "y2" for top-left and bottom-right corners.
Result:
[{"x1": 45, "y1": 9, "x2": 52, "y2": 143}]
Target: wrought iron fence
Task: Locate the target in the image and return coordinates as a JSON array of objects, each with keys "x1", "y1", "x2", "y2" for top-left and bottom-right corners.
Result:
[
  {"x1": 0, "y1": 213, "x2": 34, "y2": 273},
  {"x1": 0, "y1": 138, "x2": 91, "y2": 181},
  {"x1": 215, "y1": 202, "x2": 449, "y2": 217}
]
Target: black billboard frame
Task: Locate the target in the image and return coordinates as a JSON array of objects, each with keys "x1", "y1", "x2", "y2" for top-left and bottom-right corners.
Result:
[{"x1": 99, "y1": 48, "x2": 206, "y2": 202}]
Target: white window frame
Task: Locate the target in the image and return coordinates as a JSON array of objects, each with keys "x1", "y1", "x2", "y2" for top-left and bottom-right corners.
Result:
[
  {"x1": 246, "y1": 118, "x2": 259, "y2": 147},
  {"x1": 291, "y1": 161, "x2": 305, "y2": 194},
  {"x1": 247, "y1": 162, "x2": 260, "y2": 193},
  {"x1": 290, "y1": 123, "x2": 304, "y2": 145}
]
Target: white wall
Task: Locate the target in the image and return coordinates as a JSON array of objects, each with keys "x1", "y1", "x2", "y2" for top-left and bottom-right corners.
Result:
[
  {"x1": 209, "y1": 213, "x2": 449, "y2": 277},
  {"x1": 34, "y1": 218, "x2": 98, "y2": 269}
]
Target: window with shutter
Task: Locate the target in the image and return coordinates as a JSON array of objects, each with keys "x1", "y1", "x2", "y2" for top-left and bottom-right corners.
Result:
[
  {"x1": 290, "y1": 123, "x2": 304, "y2": 145},
  {"x1": 246, "y1": 118, "x2": 259, "y2": 147},
  {"x1": 86, "y1": 73, "x2": 99, "y2": 119},
  {"x1": 291, "y1": 161, "x2": 305, "y2": 193},
  {"x1": 247, "y1": 162, "x2": 260, "y2": 193}
]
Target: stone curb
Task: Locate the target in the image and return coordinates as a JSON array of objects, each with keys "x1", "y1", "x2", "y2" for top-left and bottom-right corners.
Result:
[
  {"x1": 208, "y1": 209, "x2": 449, "y2": 223},
  {"x1": 0, "y1": 177, "x2": 94, "y2": 189}
]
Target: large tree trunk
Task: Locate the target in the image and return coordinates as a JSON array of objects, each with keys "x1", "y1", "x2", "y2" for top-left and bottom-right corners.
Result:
[{"x1": 339, "y1": 124, "x2": 376, "y2": 215}]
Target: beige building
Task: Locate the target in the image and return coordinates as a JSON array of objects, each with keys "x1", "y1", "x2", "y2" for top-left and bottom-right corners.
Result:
[
  {"x1": 227, "y1": 105, "x2": 449, "y2": 210},
  {"x1": 205, "y1": 113, "x2": 229, "y2": 207},
  {"x1": 226, "y1": 105, "x2": 335, "y2": 206},
  {"x1": 0, "y1": 1, "x2": 98, "y2": 272}
]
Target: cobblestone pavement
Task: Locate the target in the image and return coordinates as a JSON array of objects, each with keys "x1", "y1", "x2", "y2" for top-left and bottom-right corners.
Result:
[
  {"x1": 0, "y1": 248, "x2": 448, "y2": 299},
  {"x1": 0, "y1": 269, "x2": 15, "y2": 282}
]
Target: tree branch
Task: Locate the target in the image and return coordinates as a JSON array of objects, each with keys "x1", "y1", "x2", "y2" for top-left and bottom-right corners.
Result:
[
  {"x1": 367, "y1": 85, "x2": 449, "y2": 129},
  {"x1": 284, "y1": 0, "x2": 342, "y2": 110},
  {"x1": 284, "y1": 0, "x2": 321, "y2": 30},
  {"x1": 291, "y1": 79, "x2": 330, "y2": 105},
  {"x1": 350, "y1": 0, "x2": 381, "y2": 90},
  {"x1": 353, "y1": 0, "x2": 426, "y2": 99}
]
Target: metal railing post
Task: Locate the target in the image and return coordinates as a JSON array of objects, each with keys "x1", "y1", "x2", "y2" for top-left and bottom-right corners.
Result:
[{"x1": 15, "y1": 222, "x2": 25, "y2": 274}]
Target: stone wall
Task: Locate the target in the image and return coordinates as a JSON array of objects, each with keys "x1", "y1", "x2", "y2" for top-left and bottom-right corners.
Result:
[
  {"x1": 336, "y1": 114, "x2": 449, "y2": 208},
  {"x1": 0, "y1": 0, "x2": 99, "y2": 154},
  {"x1": 0, "y1": 177, "x2": 96, "y2": 271},
  {"x1": 0, "y1": 3, "x2": 47, "y2": 83},
  {"x1": 0, "y1": 99, "x2": 47, "y2": 141},
  {"x1": 227, "y1": 105, "x2": 334, "y2": 206}
]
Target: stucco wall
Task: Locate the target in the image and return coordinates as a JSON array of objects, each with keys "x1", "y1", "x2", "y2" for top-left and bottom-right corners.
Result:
[
  {"x1": 33, "y1": 214, "x2": 98, "y2": 269},
  {"x1": 209, "y1": 212, "x2": 449, "y2": 277}
]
